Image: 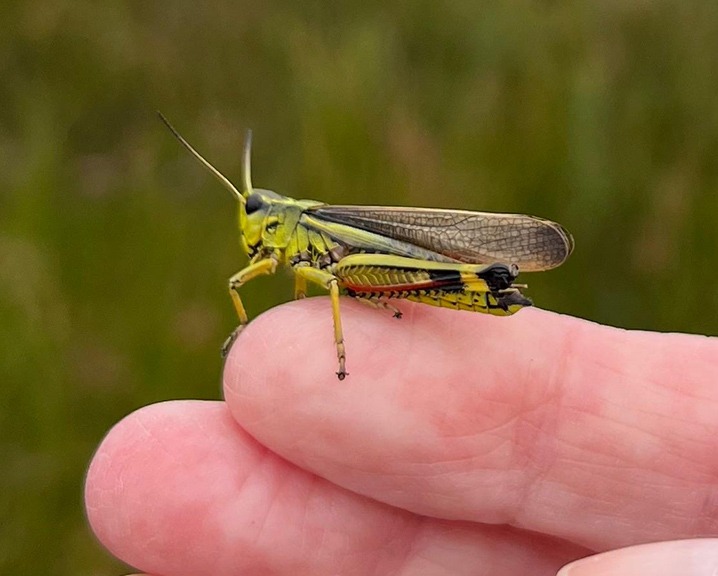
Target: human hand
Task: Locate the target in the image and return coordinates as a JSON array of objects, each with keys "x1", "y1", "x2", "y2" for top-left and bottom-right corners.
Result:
[{"x1": 85, "y1": 299, "x2": 718, "y2": 575}]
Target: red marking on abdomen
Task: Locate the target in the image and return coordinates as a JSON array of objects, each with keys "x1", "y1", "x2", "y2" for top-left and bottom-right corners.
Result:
[{"x1": 341, "y1": 279, "x2": 455, "y2": 294}]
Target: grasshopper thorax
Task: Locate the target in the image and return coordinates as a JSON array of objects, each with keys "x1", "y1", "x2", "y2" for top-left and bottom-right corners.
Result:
[{"x1": 239, "y1": 188, "x2": 321, "y2": 259}]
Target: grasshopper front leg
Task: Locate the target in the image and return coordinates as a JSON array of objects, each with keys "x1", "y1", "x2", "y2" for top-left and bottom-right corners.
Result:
[
  {"x1": 221, "y1": 257, "x2": 278, "y2": 357},
  {"x1": 293, "y1": 265, "x2": 347, "y2": 380},
  {"x1": 294, "y1": 274, "x2": 308, "y2": 300}
]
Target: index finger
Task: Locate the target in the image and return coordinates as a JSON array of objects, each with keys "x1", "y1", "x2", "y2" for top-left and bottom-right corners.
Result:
[{"x1": 223, "y1": 299, "x2": 718, "y2": 550}]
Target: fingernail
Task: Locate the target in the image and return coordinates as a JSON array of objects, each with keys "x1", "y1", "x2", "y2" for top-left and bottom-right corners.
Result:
[{"x1": 558, "y1": 539, "x2": 718, "y2": 576}]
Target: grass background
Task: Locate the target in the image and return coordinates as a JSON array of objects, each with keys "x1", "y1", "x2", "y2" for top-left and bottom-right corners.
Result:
[{"x1": 1, "y1": 1, "x2": 717, "y2": 573}]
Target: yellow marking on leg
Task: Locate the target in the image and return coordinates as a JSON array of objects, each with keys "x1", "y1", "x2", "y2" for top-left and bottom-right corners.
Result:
[
  {"x1": 329, "y1": 279, "x2": 346, "y2": 379},
  {"x1": 221, "y1": 257, "x2": 277, "y2": 357},
  {"x1": 294, "y1": 266, "x2": 347, "y2": 380},
  {"x1": 294, "y1": 273, "x2": 308, "y2": 299}
]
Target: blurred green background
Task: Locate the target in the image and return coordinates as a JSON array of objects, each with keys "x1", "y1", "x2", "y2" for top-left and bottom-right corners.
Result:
[{"x1": 1, "y1": 1, "x2": 717, "y2": 573}]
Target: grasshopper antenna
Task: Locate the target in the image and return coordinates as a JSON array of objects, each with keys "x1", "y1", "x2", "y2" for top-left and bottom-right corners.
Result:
[
  {"x1": 157, "y1": 112, "x2": 246, "y2": 205},
  {"x1": 242, "y1": 129, "x2": 253, "y2": 197}
]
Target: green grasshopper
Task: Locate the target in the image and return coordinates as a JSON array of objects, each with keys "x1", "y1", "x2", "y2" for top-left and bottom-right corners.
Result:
[{"x1": 160, "y1": 115, "x2": 573, "y2": 379}]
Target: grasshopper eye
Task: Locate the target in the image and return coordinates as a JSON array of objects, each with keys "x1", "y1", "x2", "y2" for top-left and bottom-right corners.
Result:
[{"x1": 245, "y1": 193, "x2": 263, "y2": 215}]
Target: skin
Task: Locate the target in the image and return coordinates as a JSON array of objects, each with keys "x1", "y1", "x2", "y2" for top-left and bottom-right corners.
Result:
[{"x1": 85, "y1": 299, "x2": 718, "y2": 575}]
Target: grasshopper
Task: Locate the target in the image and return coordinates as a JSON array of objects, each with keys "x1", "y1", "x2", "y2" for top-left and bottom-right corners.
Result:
[{"x1": 160, "y1": 115, "x2": 573, "y2": 379}]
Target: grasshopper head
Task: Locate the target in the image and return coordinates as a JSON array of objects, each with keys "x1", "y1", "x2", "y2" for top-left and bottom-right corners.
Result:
[
  {"x1": 235, "y1": 131, "x2": 283, "y2": 257},
  {"x1": 236, "y1": 132, "x2": 306, "y2": 256},
  {"x1": 239, "y1": 188, "x2": 283, "y2": 257}
]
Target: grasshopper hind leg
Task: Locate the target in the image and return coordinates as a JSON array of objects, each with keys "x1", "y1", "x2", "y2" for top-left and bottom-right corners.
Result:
[{"x1": 351, "y1": 295, "x2": 403, "y2": 319}]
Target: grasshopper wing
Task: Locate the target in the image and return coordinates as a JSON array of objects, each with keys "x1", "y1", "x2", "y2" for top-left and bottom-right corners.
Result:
[{"x1": 307, "y1": 206, "x2": 573, "y2": 272}]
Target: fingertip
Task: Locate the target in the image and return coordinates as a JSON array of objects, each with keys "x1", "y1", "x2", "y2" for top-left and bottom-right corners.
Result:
[
  {"x1": 557, "y1": 539, "x2": 718, "y2": 576},
  {"x1": 84, "y1": 401, "x2": 241, "y2": 572},
  {"x1": 84, "y1": 401, "x2": 174, "y2": 542},
  {"x1": 219, "y1": 299, "x2": 582, "y2": 504}
]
